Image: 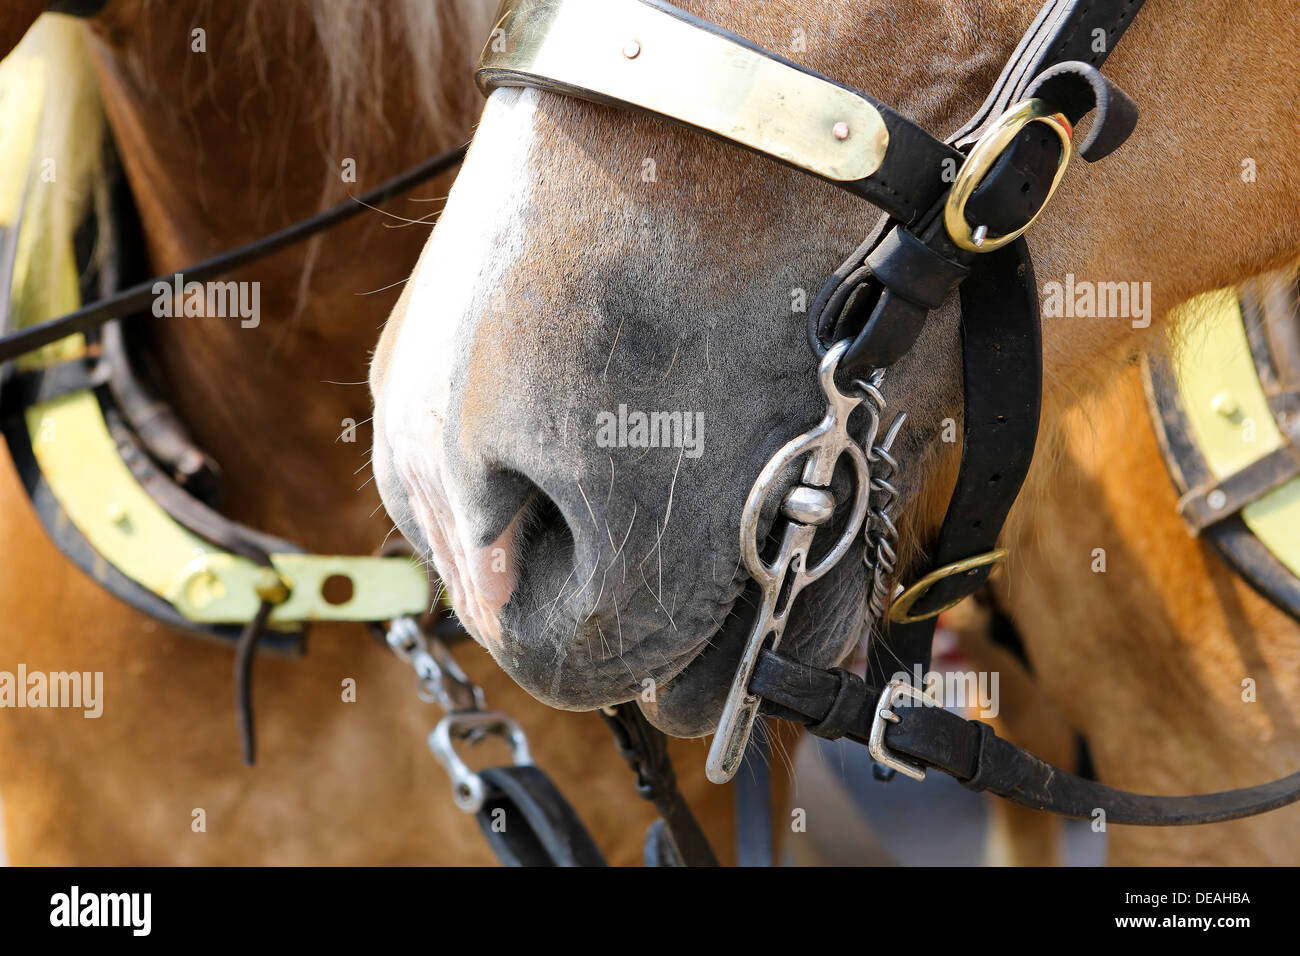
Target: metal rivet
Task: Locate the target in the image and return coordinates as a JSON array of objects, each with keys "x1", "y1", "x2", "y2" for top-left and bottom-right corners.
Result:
[
  {"x1": 1207, "y1": 489, "x2": 1228, "y2": 511},
  {"x1": 254, "y1": 569, "x2": 292, "y2": 605},
  {"x1": 1211, "y1": 392, "x2": 1239, "y2": 419},
  {"x1": 832, "y1": 121, "x2": 850, "y2": 140},
  {"x1": 177, "y1": 449, "x2": 204, "y2": 476},
  {"x1": 623, "y1": 39, "x2": 641, "y2": 58},
  {"x1": 107, "y1": 502, "x2": 129, "y2": 527}
]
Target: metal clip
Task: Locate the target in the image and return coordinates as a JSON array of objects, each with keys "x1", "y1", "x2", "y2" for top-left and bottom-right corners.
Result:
[
  {"x1": 383, "y1": 614, "x2": 534, "y2": 812},
  {"x1": 428, "y1": 711, "x2": 533, "y2": 813},
  {"x1": 706, "y1": 341, "x2": 871, "y2": 784},
  {"x1": 384, "y1": 615, "x2": 485, "y2": 713}
]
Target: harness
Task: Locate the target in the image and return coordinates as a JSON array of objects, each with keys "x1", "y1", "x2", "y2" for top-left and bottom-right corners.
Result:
[
  {"x1": 472, "y1": 0, "x2": 1300, "y2": 826},
  {"x1": 7, "y1": 0, "x2": 1300, "y2": 865}
]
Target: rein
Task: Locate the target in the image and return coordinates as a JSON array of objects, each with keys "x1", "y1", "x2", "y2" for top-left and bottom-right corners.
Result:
[
  {"x1": 0, "y1": 144, "x2": 468, "y2": 365},
  {"x1": 475, "y1": 0, "x2": 1300, "y2": 827}
]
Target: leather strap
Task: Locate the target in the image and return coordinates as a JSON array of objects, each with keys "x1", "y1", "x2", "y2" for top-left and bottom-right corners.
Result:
[
  {"x1": 953, "y1": 0, "x2": 1147, "y2": 149},
  {"x1": 600, "y1": 704, "x2": 720, "y2": 867},
  {"x1": 103, "y1": 323, "x2": 224, "y2": 505},
  {"x1": 811, "y1": 0, "x2": 1143, "y2": 376},
  {"x1": 474, "y1": 765, "x2": 608, "y2": 866},
  {"x1": 860, "y1": 240, "x2": 1039, "y2": 733},
  {"x1": 903, "y1": 238, "x2": 1042, "y2": 619},
  {"x1": 752, "y1": 649, "x2": 1300, "y2": 826},
  {"x1": 45, "y1": 0, "x2": 111, "y2": 16},
  {"x1": 846, "y1": 3, "x2": 1142, "y2": 703},
  {"x1": 1178, "y1": 444, "x2": 1300, "y2": 533},
  {"x1": 233, "y1": 601, "x2": 274, "y2": 766}
]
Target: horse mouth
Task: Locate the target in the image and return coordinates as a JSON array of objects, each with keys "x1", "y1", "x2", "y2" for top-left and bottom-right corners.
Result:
[{"x1": 640, "y1": 579, "x2": 760, "y2": 737}]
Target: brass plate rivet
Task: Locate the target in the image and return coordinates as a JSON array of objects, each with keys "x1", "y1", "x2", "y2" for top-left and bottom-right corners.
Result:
[
  {"x1": 832, "y1": 121, "x2": 850, "y2": 140},
  {"x1": 622, "y1": 39, "x2": 641, "y2": 59},
  {"x1": 1211, "y1": 392, "x2": 1239, "y2": 418},
  {"x1": 254, "y1": 569, "x2": 292, "y2": 605}
]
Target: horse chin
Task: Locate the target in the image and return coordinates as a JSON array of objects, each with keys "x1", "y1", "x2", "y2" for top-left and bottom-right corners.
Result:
[
  {"x1": 641, "y1": 569, "x2": 867, "y2": 738},
  {"x1": 638, "y1": 581, "x2": 758, "y2": 737}
]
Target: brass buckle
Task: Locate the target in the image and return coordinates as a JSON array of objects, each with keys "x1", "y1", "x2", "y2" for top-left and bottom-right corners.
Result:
[
  {"x1": 888, "y1": 548, "x2": 1008, "y2": 624},
  {"x1": 943, "y1": 98, "x2": 1073, "y2": 253}
]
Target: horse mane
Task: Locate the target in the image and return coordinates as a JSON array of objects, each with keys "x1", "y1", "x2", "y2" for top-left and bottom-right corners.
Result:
[
  {"x1": 304, "y1": 0, "x2": 495, "y2": 161},
  {"x1": 12, "y1": 1, "x2": 495, "y2": 315}
]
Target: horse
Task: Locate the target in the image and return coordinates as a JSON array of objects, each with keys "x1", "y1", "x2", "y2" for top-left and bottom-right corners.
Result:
[
  {"x1": 0, "y1": 1, "x2": 749, "y2": 865},
  {"x1": 370, "y1": 0, "x2": 1300, "y2": 864}
]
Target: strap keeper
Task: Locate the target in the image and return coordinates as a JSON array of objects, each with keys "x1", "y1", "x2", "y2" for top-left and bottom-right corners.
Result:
[
  {"x1": 864, "y1": 226, "x2": 970, "y2": 311},
  {"x1": 840, "y1": 225, "x2": 972, "y2": 371},
  {"x1": 961, "y1": 720, "x2": 1000, "y2": 792},
  {"x1": 806, "y1": 667, "x2": 869, "y2": 741}
]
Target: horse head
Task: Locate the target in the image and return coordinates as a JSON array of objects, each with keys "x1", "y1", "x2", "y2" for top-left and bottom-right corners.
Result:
[{"x1": 371, "y1": 0, "x2": 1300, "y2": 737}]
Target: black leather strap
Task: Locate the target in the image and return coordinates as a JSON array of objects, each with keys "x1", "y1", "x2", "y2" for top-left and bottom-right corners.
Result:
[
  {"x1": 752, "y1": 649, "x2": 1300, "y2": 826},
  {"x1": 906, "y1": 239, "x2": 1042, "y2": 618},
  {"x1": 860, "y1": 240, "x2": 1039, "y2": 706},
  {"x1": 46, "y1": 0, "x2": 111, "y2": 16},
  {"x1": 474, "y1": 765, "x2": 608, "y2": 866},
  {"x1": 952, "y1": 0, "x2": 1147, "y2": 150},
  {"x1": 838, "y1": 212, "x2": 974, "y2": 370},
  {"x1": 233, "y1": 600, "x2": 274, "y2": 766},
  {"x1": 600, "y1": 704, "x2": 720, "y2": 867},
  {"x1": 810, "y1": 0, "x2": 1143, "y2": 377}
]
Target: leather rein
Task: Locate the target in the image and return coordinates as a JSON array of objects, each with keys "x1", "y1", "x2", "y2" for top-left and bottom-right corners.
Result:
[{"x1": 474, "y1": 0, "x2": 1300, "y2": 827}]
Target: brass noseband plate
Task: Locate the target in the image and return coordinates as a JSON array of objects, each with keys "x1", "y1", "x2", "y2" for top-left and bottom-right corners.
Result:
[{"x1": 478, "y1": 0, "x2": 888, "y2": 183}]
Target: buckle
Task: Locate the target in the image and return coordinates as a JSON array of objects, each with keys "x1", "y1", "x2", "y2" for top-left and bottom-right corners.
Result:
[
  {"x1": 868, "y1": 679, "x2": 936, "y2": 781},
  {"x1": 888, "y1": 548, "x2": 1008, "y2": 624},
  {"x1": 943, "y1": 98, "x2": 1073, "y2": 253}
]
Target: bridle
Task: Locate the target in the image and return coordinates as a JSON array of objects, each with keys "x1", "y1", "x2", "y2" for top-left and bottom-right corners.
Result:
[
  {"x1": 4, "y1": 0, "x2": 1298, "y2": 867},
  {"x1": 475, "y1": 0, "x2": 1300, "y2": 827}
]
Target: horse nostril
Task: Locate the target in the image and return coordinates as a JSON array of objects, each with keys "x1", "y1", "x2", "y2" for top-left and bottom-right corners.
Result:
[{"x1": 513, "y1": 482, "x2": 577, "y2": 577}]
